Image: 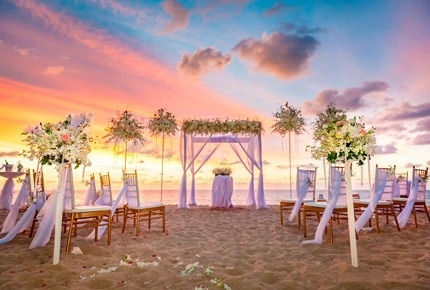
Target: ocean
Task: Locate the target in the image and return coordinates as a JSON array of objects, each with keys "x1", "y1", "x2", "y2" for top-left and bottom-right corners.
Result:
[{"x1": 72, "y1": 189, "x2": 430, "y2": 206}]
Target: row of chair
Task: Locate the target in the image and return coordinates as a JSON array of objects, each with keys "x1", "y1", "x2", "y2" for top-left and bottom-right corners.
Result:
[
  {"x1": 63, "y1": 168, "x2": 166, "y2": 252},
  {"x1": 9, "y1": 167, "x2": 165, "y2": 252},
  {"x1": 280, "y1": 165, "x2": 429, "y2": 243}
]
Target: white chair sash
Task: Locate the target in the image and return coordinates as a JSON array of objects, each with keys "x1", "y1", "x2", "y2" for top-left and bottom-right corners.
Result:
[
  {"x1": 355, "y1": 169, "x2": 388, "y2": 232},
  {"x1": 302, "y1": 167, "x2": 342, "y2": 244},
  {"x1": 288, "y1": 169, "x2": 309, "y2": 221},
  {"x1": 83, "y1": 178, "x2": 98, "y2": 205},
  {"x1": 397, "y1": 177, "x2": 421, "y2": 227}
]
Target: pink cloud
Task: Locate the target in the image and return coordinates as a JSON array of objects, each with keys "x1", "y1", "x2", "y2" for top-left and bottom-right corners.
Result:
[
  {"x1": 93, "y1": 0, "x2": 147, "y2": 22},
  {"x1": 162, "y1": 0, "x2": 190, "y2": 33},
  {"x1": 44, "y1": 66, "x2": 65, "y2": 75},
  {"x1": 233, "y1": 31, "x2": 318, "y2": 80},
  {"x1": 303, "y1": 81, "x2": 389, "y2": 114},
  {"x1": 177, "y1": 47, "x2": 232, "y2": 76},
  {"x1": 375, "y1": 144, "x2": 397, "y2": 155}
]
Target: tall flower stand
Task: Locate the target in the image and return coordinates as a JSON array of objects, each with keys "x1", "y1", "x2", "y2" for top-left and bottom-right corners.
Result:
[
  {"x1": 53, "y1": 164, "x2": 68, "y2": 265},
  {"x1": 345, "y1": 160, "x2": 358, "y2": 267}
]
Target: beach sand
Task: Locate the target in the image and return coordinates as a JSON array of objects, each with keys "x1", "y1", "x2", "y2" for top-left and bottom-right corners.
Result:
[{"x1": 1, "y1": 205, "x2": 429, "y2": 289}]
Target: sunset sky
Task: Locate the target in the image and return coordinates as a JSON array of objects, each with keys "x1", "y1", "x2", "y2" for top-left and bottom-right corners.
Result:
[{"x1": 1, "y1": 0, "x2": 429, "y2": 193}]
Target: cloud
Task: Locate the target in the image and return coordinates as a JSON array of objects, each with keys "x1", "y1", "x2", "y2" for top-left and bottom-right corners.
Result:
[
  {"x1": 281, "y1": 22, "x2": 325, "y2": 35},
  {"x1": 233, "y1": 31, "x2": 318, "y2": 80},
  {"x1": 375, "y1": 144, "x2": 397, "y2": 154},
  {"x1": 178, "y1": 47, "x2": 232, "y2": 76},
  {"x1": 13, "y1": 46, "x2": 31, "y2": 56},
  {"x1": 0, "y1": 151, "x2": 20, "y2": 158},
  {"x1": 413, "y1": 133, "x2": 430, "y2": 145},
  {"x1": 297, "y1": 162, "x2": 319, "y2": 169},
  {"x1": 303, "y1": 81, "x2": 390, "y2": 114},
  {"x1": 379, "y1": 102, "x2": 430, "y2": 122},
  {"x1": 374, "y1": 123, "x2": 406, "y2": 135},
  {"x1": 412, "y1": 117, "x2": 430, "y2": 132},
  {"x1": 263, "y1": 3, "x2": 298, "y2": 17},
  {"x1": 93, "y1": 0, "x2": 147, "y2": 22},
  {"x1": 44, "y1": 66, "x2": 65, "y2": 75},
  {"x1": 162, "y1": 0, "x2": 190, "y2": 33},
  {"x1": 405, "y1": 163, "x2": 422, "y2": 168}
]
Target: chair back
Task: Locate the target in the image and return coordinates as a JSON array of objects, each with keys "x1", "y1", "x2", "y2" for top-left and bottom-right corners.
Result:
[
  {"x1": 395, "y1": 172, "x2": 409, "y2": 197},
  {"x1": 329, "y1": 165, "x2": 346, "y2": 204},
  {"x1": 412, "y1": 166, "x2": 428, "y2": 201},
  {"x1": 32, "y1": 169, "x2": 44, "y2": 193},
  {"x1": 296, "y1": 167, "x2": 317, "y2": 200},
  {"x1": 123, "y1": 170, "x2": 140, "y2": 207},
  {"x1": 96, "y1": 172, "x2": 113, "y2": 205},
  {"x1": 328, "y1": 166, "x2": 343, "y2": 204},
  {"x1": 63, "y1": 165, "x2": 76, "y2": 210},
  {"x1": 376, "y1": 165, "x2": 396, "y2": 201}
]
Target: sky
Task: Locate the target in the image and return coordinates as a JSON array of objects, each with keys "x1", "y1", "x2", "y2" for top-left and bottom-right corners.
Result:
[{"x1": 0, "y1": 0, "x2": 430, "y2": 193}]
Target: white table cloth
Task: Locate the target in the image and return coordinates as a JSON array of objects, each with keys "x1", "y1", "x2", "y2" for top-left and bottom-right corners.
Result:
[
  {"x1": 0, "y1": 171, "x2": 26, "y2": 210},
  {"x1": 211, "y1": 175, "x2": 233, "y2": 208}
]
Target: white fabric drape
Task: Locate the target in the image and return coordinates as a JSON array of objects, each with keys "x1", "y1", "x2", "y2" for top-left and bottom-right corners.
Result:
[
  {"x1": 397, "y1": 177, "x2": 422, "y2": 227},
  {"x1": 210, "y1": 176, "x2": 233, "y2": 207},
  {"x1": 355, "y1": 168, "x2": 388, "y2": 232},
  {"x1": 179, "y1": 133, "x2": 266, "y2": 209},
  {"x1": 0, "y1": 178, "x2": 15, "y2": 210},
  {"x1": 302, "y1": 167, "x2": 343, "y2": 244},
  {"x1": 86, "y1": 185, "x2": 126, "y2": 240},
  {"x1": 0, "y1": 174, "x2": 46, "y2": 245},
  {"x1": 288, "y1": 169, "x2": 310, "y2": 221},
  {"x1": 83, "y1": 178, "x2": 98, "y2": 205},
  {"x1": 1, "y1": 174, "x2": 31, "y2": 234},
  {"x1": 29, "y1": 165, "x2": 72, "y2": 249}
]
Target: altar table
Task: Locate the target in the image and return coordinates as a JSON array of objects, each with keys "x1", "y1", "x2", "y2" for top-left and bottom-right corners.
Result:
[
  {"x1": 211, "y1": 175, "x2": 233, "y2": 208},
  {"x1": 0, "y1": 171, "x2": 26, "y2": 210}
]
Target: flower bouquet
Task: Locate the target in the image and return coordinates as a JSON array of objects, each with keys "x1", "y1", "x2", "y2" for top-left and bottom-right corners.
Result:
[
  {"x1": 212, "y1": 167, "x2": 232, "y2": 176},
  {"x1": 104, "y1": 110, "x2": 147, "y2": 171},
  {"x1": 21, "y1": 113, "x2": 93, "y2": 169}
]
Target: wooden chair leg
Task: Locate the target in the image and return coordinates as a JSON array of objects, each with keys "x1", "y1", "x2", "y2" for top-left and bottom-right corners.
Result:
[
  {"x1": 329, "y1": 217, "x2": 334, "y2": 243},
  {"x1": 136, "y1": 212, "x2": 140, "y2": 236},
  {"x1": 423, "y1": 205, "x2": 430, "y2": 223},
  {"x1": 303, "y1": 209, "x2": 308, "y2": 238},
  {"x1": 374, "y1": 210, "x2": 380, "y2": 234},
  {"x1": 29, "y1": 211, "x2": 38, "y2": 238},
  {"x1": 162, "y1": 208, "x2": 166, "y2": 232},
  {"x1": 107, "y1": 214, "x2": 111, "y2": 245},
  {"x1": 122, "y1": 207, "x2": 129, "y2": 233},
  {"x1": 412, "y1": 208, "x2": 418, "y2": 228},
  {"x1": 280, "y1": 205, "x2": 284, "y2": 225},
  {"x1": 66, "y1": 213, "x2": 75, "y2": 252},
  {"x1": 391, "y1": 205, "x2": 401, "y2": 232}
]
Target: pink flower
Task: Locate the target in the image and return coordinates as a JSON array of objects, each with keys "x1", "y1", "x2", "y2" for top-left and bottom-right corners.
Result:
[
  {"x1": 61, "y1": 134, "x2": 70, "y2": 142},
  {"x1": 359, "y1": 129, "x2": 366, "y2": 135}
]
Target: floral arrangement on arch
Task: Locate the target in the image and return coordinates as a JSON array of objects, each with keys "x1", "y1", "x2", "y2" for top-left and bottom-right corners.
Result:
[
  {"x1": 307, "y1": 104, "x2": 376, "y2": 166},
  {"x1": 21, "y1": 113, "x2": 93, "y2": 169},
  {"x1": 271, "y1": 102, "x2": 306, "y2": 136},
  {"x1": 181, "y1": 119, "x2": 263, "y2": 135},
  {"x1": 104, "y1": 110, "x2": 147, "y2": 149},
  {"x1": 148, "y1": 108, "x2": 178, "y2": 137},
  {"x1": 212, "y1": 167, "x2": 232, "y2": 176}
]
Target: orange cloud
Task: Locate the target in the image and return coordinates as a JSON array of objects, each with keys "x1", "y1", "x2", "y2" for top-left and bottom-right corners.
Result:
[{"x1": 177, "y1": 47, "x2": 232, "y2": 76}]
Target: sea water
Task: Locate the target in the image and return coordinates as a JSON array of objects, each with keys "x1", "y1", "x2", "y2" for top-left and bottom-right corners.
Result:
[{"x1": 72, "y1": 189, "x2": 430, "y2": 206}]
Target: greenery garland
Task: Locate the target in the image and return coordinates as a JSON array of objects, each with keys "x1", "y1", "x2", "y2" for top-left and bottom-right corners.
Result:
[{"x1": 181, "y1": 119, "x2": 263, "y2": 135}]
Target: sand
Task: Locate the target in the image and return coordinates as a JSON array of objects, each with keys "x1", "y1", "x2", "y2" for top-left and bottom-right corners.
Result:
[{"x1": 1, "y1": 205, "x2": 429, "y2": 289}]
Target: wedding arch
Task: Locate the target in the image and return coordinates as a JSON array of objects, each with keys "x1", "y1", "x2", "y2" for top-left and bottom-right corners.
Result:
[{"x1": 179, "y1": 119, "x2": 267, "y2": 209}]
